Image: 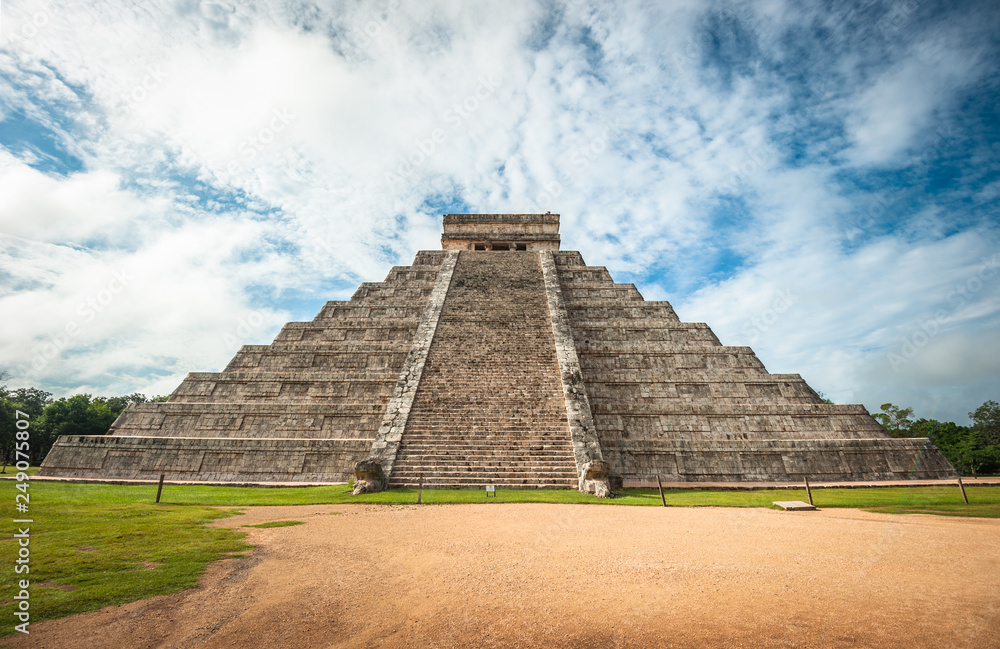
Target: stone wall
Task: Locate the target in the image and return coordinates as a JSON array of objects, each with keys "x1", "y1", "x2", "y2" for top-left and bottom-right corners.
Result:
[
  {"x1": 608, "y1": 438, "x2": 957, "y2": 483},
  {"x1": 41, "y1": 435, "x2": 370, "y2": 482}
]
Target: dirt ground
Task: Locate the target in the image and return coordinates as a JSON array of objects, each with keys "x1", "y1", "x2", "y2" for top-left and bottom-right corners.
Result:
[{"x1": 6, "y1": 504, "x2": 999, "y2": 649}]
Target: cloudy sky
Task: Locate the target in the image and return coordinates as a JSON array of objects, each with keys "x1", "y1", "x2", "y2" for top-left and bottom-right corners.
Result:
[{"x1": 1, "y1": 0, "x2": 997, "y2": 423}]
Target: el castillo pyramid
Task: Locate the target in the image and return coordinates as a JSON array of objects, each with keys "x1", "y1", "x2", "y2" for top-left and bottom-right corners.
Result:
[{"x1": 40, "y1": 213, "x2": 956, "y2": 491}]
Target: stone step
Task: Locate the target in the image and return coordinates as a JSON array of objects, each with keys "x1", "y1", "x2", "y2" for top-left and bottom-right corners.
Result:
[
  {"x1": 396, "y1": 457, "x2": 572, "y2": 465},
  {"x1": 404, "y1": 416, "x2": 567, "y2": 420},
  {"x1": 406, "y1": 408, "x2": 566, "y2": 413},
  {"x1": 392, "y1": 472, "x2": 578, "y2": 480},
  {"x1": 396, "y1": 447, "x2": 572, "y2": 454},
  {"x1": 399, "y1": 436, "x2": 571, "y2": 441},
  {"x1": 407, "y1": 408, "x2": 564, "y2": 412},
  {"x1": 391, "y1": 464, "x2": 576, "y2": 473},
  {"x1": 407, "y1": 401, "x2": 564, "y2": 406},
  {"x1": 389, "y1": 477, "x2": 578, "y2": 485},
  {"x1": 394, "y1": 452, "x2": 573, "y2": 459},
  {"x1": 396, "y1": 445, "x2": 573, "y2": 452},
  {"x1": 401, "y1": 427, "x2": 569, "y2": 433},
  {"x1": 408, "y1": 401, "x2": 564, "y2": 404},
  {"x1": 393, "y1": 465, "x2": 576, "y2": 474},
  {"x1": 399, "y1": 450, "x2": 572, "y2": 457},
  {"x1": 403, "y1": 422, "x2": 568, "y2": 432},
  {"x1": 412, "y1": 388, "x2": 562, "y2": 393},
  {"x1": 401, "y1": 427, "x2": 570, "y2": 434},
  {"x1": 405, "y1": 413, "x2": 566, "y2": 417},
  {"x1": 403, "y1": 413, "x2": 568, "y2": 419},
  {"x1": 398, "y1": 438, "x2": 571, "y2": 445},
  {"x1": 393, "y1": 446, "x2": 574, "y2": 455},
  {"x1": 393, "y1": 452, "x2": 576, "y2": 461},
  {"x1": 390, "y1": 469, "x2": 577, "y2": 478},
  {"x1": 403, "y1": 431, "x2": 568, "y2": 436},
  {"x1": 403, "y1": 423, "x2": 560, "y2": 429},
  {"x1": 387, "y1": 477, "x2": 576, "y2": 487},
  {"x1": 405, "y1": 410, "x2": 567, "y2": 415}
]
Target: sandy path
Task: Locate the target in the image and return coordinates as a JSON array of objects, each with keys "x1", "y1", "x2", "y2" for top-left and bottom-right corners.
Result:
[{"x1": 6, "y1": 504, "x2": 999, "y2": 648}]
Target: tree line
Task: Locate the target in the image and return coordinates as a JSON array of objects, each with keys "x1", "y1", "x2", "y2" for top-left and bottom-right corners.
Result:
[
  {"x1": 0, "y1": 380, "x2": 166, "y2": 468},
  {"x1": 872, "y1": 401, "x2": 1000, "y2": 476}
]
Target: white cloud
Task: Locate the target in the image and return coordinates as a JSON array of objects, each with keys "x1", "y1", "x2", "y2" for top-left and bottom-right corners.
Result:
[
  {"x1": 844, "y1": 23, "x2": 986, "y2": 166},
  {"x1": 0, "y1": 152, "x2": 157, "y2": 243},
  {"x1": 0, "y1": 206, "x2": 292, "y2": 398}
]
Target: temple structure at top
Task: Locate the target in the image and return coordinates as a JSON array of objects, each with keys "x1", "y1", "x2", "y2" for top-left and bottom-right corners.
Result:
[
  {"x1": 40, "y1": 213, "x2": 956, "y2": 491},
  {"x1": 441, "y1": 213, "x2": 560, "y2": 250}
]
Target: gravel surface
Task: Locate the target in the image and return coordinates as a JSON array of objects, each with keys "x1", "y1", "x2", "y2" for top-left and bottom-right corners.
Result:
[{"x1": 6, "y1": 504, "x2": 999, "y2": 648}]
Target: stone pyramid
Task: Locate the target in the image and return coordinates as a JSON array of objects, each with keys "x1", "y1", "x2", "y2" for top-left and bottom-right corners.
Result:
[{"x1": 41, "y1": 214, "x2": 956, "y2": 490}]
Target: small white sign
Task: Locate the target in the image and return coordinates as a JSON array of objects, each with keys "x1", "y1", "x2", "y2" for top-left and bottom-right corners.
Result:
[{"x1": 485, "y1": 485, "x2": 495, "y2": 493}]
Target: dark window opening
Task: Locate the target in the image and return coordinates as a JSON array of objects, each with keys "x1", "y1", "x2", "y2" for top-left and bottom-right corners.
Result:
[
  {"x1": 493, "y1": 243, "x2": 509, "y2": 251},
  {"x1": 516, "y1": 243, "x2": 527, "y2": 251},
  {"x1": 474, "y1": 243, "x2": 486, "y2": 250}
]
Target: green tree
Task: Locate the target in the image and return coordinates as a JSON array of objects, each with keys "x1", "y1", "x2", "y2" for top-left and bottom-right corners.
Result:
[
  {"x1": 95, "y1": 392, "x2": 156, "y2": 418},
  {"x1": 0, "y1": 398, "x2": 16, "y2": 471},
  {"x1": 952, "y1": 429, "x2": 1000, "y2": 477},
  {"x1": 911, "y1": 416, "x2": 1000, "y2": 477},
  {"x1": 871, "y1": 403, "x2": 914, "y2": 437},
  {"x1": 0, "y1": 382, "x2": 53, "y2": 470},
  {"x1": 6, "y1": 386, "x2": 51, "y2": 419},
  {"x1": 970, "y1": 400, "x2": 1000, "y2": 445},
  {"x1": 35, "y1": 394, "x2": 118, "y2": 464}
]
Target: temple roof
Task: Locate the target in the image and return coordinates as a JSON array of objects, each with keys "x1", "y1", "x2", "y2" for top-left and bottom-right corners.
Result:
[{"x1": 441, "y1": 213, "x2": 560, "y2": 251}]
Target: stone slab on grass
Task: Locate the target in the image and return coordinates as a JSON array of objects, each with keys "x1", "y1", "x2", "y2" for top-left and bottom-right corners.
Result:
[{"x1": 773, "y1": 500, "x2": 817, "y2": 511}]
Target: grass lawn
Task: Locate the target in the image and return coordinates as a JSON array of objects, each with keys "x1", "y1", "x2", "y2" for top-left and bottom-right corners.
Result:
[
  {"x1": 1, "y1": 477, "x2": 997, "y2": 636},
  {"x1": 1, "y1": 477, "x2": 250, "y2": 637},
  {"x1": 0, "y1": 466, "x2": 39, "y2": 476}
]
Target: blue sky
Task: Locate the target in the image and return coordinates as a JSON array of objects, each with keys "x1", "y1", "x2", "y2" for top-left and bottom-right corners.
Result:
[{"x1": 0, "y1": 0, "x2": 998, "y2": 423}]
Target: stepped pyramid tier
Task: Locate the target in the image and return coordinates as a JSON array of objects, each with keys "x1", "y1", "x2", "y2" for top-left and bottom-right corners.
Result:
[{"x1": 40, "y1": 214, "x2": 957, "y2": 490}]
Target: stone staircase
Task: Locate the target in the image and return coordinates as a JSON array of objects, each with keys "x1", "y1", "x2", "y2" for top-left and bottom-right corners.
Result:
[{"x1": 389, "y1": 251, "x2": 578, "y2": 488}]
